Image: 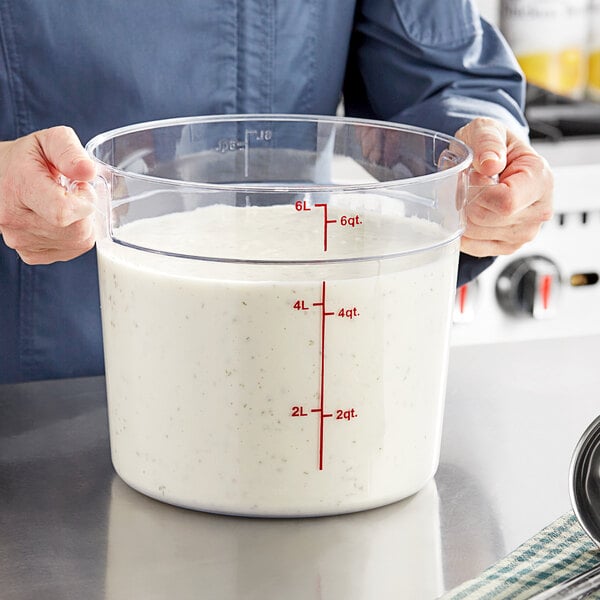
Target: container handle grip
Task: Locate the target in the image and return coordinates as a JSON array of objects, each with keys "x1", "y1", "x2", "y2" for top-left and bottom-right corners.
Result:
[
  {"x1": 59, "y1": 174, "x2": 110, "y2": 238},
  {"x1": 466, "y1": 168, "x2": 499, "y2": 206},
  {"x1": 437, "y1": 148, "x2": 499, "y2": 210}
]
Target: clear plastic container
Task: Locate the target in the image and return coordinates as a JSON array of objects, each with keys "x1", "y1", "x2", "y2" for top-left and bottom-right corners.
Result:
[{"x1": 86, "y1": 114, "x2": 474, "y2": 517}]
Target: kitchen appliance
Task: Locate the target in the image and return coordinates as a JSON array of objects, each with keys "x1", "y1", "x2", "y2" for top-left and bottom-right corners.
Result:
[
  {"x1": 83, "y1": 114, "x2": 487, "y2": 517},
  {"x1": 452, "y1": 86, "x2": 600, "y2": 345}
]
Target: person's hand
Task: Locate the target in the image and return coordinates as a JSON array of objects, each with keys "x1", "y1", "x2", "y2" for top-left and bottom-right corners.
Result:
[
  {"x1": 0, "y1": 126, "x2": 97, "y2": 264},
  {"x1": 455, "y1": 117, "x2": 554, "y2": 257}
]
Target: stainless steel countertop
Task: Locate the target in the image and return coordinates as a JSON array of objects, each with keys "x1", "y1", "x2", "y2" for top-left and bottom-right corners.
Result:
[{"x1": 1, "y1": 335, "x2": 599, "y2": 600}]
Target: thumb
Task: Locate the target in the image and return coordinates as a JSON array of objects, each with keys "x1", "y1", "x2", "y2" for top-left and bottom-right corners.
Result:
[
  {"x1": 455, "y1": 117, "x2": 507, "y2": 177},
  {"x1": 37, "y1": 126, "x2": 96, "y2": 181}
]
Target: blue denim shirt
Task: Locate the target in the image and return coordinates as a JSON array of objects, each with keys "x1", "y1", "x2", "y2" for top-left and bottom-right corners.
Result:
[{"x1": 0, "y1": 0, "x2": 526, "y2": 383}]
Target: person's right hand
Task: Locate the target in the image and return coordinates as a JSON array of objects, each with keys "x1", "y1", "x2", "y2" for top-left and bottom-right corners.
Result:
[{"x1": 0, "y1": 126, "x2": 97, "y2": 264}]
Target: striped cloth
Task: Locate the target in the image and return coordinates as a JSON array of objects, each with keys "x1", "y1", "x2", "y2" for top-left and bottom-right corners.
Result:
[{"x1": 440, "y1": 512, "x2": 600, "y2": 600}]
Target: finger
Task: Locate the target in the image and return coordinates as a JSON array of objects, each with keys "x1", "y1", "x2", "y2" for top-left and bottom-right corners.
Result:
[
  {"x1": 1, "y1": 193, "x2": 95, "y2": 244},
  {"x1": 466, "y1": 198, "x2": 553, "y2": 228},
  {"x1": 1, "y1": 215, "x2": 95, "y2": 254},
  {"x1": 20, "y1": 175, "x2": 96, "y2": 228},
  {"x1": 2, "y1": 219, "x2": 95, "y2": 264},
  {"x1": 463, "y1": 218, "x2": 543, "y2": 245},
  {"x1": 460, "y1": 236, "x2": 522, "y2": 257},
  {"x1": 4, "y1": 237, "x2": 95, "y2": 265},
  {"x1": 455, "y1": 117, "x2": 507, "y2": 177},
  {"x1": 468, "y1": 174, "x2": 553, "y2": 219},
  {"x1": 500, "y1": 153, "x2": 554, "y2": 214},
  {"x1": 360, "y1": 128, "x2": 383, "y2": 164},
  {"x1": 14, "y1": 244, "x2": 95, "y2": 265},
  {"x1": 4, "y1": 128, "x2": 97, "y2": 227},
  {"x1": 35, "y1": 126, "x2": 96, "y2": 181}
]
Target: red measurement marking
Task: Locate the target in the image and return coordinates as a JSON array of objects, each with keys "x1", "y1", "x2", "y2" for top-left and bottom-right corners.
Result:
[
  {"x1": 314, "y1": 203, "x2": 337, "y2": 252},
  {"x1": 311, "y1": 281, "x2": 335, "y2": 470},
  {"x1": 336, "y1": 408, "x2": 357, "y2": 420},
  {"x1": 540, "y1": 275, "x2": 552, "y2": 311},
  {"x1": 311, "y1": 408, "x2": 333, "y2": 418},
  {"x1": 458, "y1": 285, "x2": 468, "y2": 314},
  {"x1": 294, "y1": 200, "x2": 311, "y2": 212},
  {"x1": 293, "y1": 300, "x2": 309, "y2": 311}
]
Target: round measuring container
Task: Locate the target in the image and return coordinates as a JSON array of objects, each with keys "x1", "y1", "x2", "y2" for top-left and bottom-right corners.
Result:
[{"x1": 86, "y1": 114, "x2": 474, "y2": 517}]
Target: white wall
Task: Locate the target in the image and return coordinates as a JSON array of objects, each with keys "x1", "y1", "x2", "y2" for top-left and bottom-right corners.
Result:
[{"x1": 476, "y1": 0, "x2": 500, "y2": 26}]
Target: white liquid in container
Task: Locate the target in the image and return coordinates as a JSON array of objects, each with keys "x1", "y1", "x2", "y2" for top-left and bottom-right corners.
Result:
[{"x1": 97, "y1": 203, "x2": 459, "y2": 516}]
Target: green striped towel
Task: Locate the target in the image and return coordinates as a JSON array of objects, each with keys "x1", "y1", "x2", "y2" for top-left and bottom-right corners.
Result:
[{"x1": 439, "y1": 512, "x2": 600, "y2": 599}]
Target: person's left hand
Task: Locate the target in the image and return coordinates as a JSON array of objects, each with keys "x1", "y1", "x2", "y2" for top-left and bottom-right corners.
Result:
[{"x1": 454, "y1": 117, "x2": 554, "y2": 257}]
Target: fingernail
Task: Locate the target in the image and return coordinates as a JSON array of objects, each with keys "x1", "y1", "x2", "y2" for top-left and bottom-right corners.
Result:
[{"x1": 480, "y1": 151, "x2": 501, "y2": 165}]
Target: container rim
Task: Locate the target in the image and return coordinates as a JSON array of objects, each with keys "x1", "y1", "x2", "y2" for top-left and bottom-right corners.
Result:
[{"x1": 85, "y1": 113, "x2": 473, "y2": 193}]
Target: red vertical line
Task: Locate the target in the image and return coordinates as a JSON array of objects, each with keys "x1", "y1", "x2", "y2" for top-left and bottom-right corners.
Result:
[
  {"x1": 322, "y1": 205, "x2": 328, "y2": 252},
  {"x1": 314, "y1": 203, "x2": 329, "y2": 252},
  {"x1": 312, "y1": 280, "x2": 334, "y2": 470},
  {"x1": 540, "y1": 275, "x2": 552, "y2": 310},
  {"x1": 318, "y1": 280, "x2": 327, "y2": 470},
  {"x1": 459, "y1": 285, "x2": 468, "y2": 314},
  {"x1": 315, "y1": 203, "x2": 337, "y2": 253}
]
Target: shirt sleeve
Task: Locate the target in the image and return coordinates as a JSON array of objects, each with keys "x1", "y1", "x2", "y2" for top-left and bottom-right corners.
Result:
[
  {"x1": 344, "y1": 0, "x2": 528, "y2": 137},
  {"x1": 343, "y1": 0, "x2": 527, "y2": 285}
]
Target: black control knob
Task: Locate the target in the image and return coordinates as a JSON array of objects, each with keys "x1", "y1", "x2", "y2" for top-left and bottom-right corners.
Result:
[{"x1": 496, "y1": 256, "x2": 561, "y2": 318}]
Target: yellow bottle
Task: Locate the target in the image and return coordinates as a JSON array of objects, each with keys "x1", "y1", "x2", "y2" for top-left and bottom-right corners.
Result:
[
  {"x1": 500, "y1": 0, "x2": 588, "y2": 99},
  {"x1": 589, "y1": 0, "x2": 600, "y2": 100}
]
